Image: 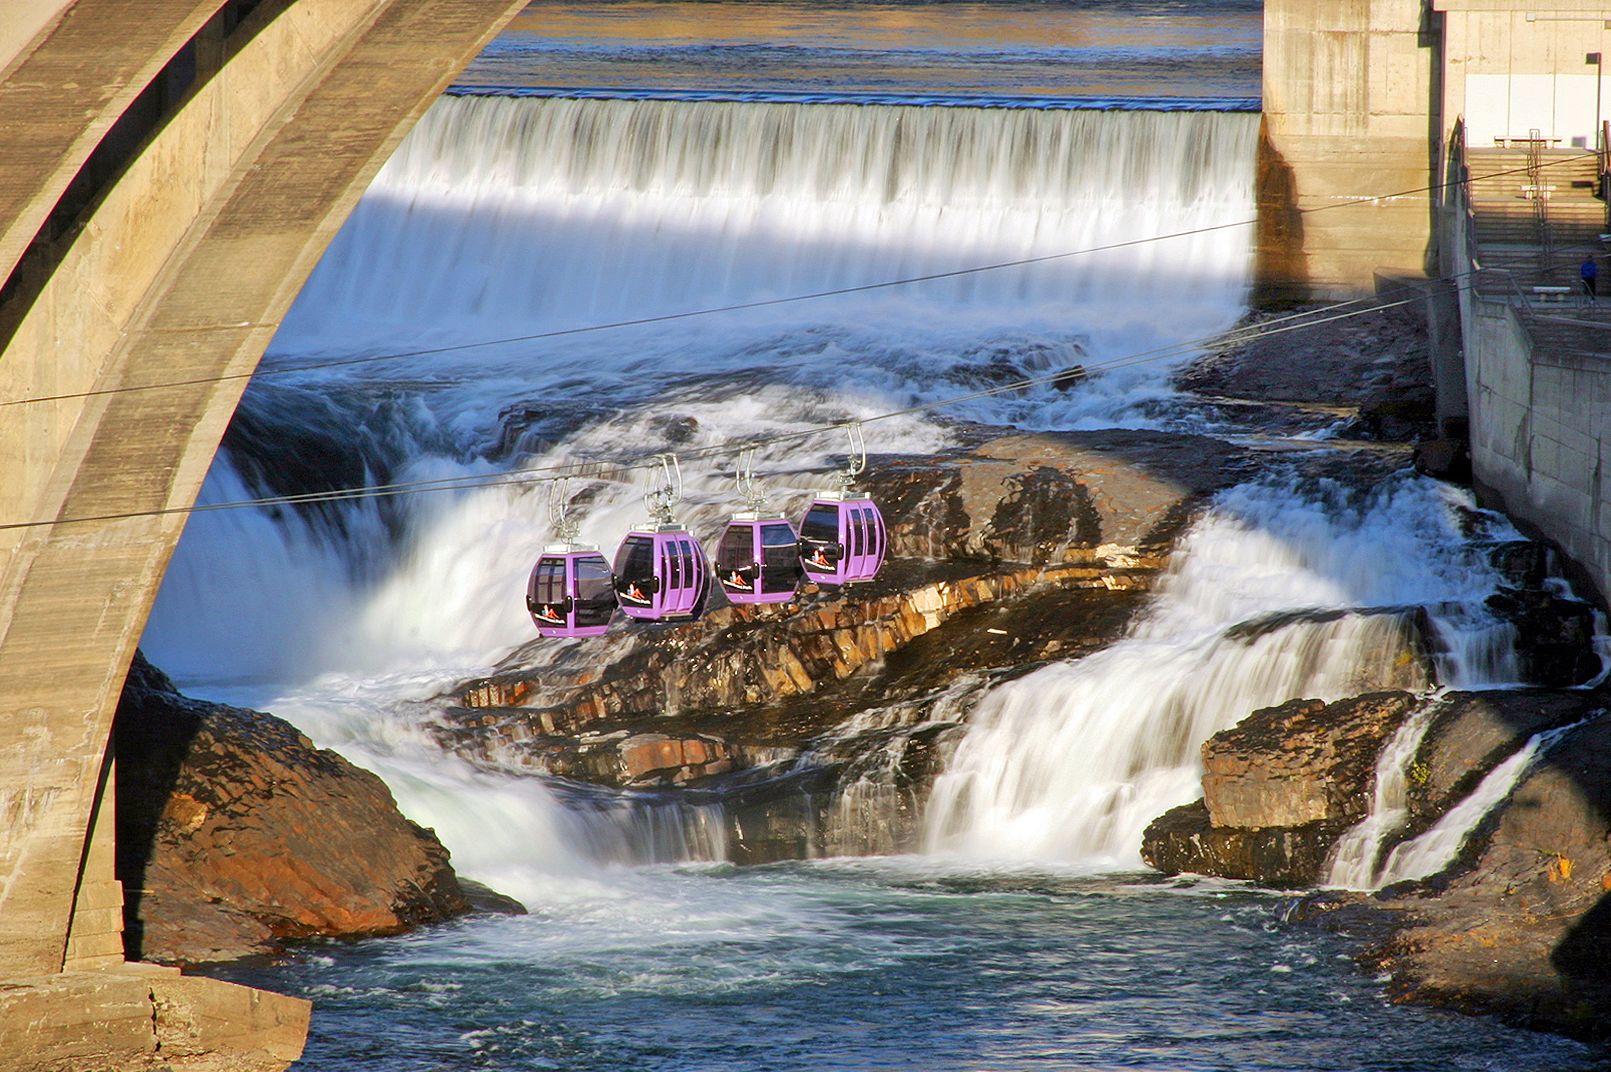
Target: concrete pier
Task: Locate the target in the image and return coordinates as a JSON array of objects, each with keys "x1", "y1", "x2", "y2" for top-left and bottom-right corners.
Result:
[
  {"x1": 0, "y1": 1, "x2": 525, "y2": 1066},
  {"x1": 1257, "y1": 0, "x2": 1441, "y2": 298}
]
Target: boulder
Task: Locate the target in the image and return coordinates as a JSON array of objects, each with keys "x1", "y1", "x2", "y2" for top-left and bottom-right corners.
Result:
[
  {"x1": 1413, "y1": 437, "x2": 1471, "y2": 482},
  {"x1": 1142, "y1": 800, "x2": 1344, "y2": 887},
  {"x1": 1484, "y1": 587, "x2": 1602, "y2": 687},
  {"x1": 1278, "y1": 687, "x2": 1611, "y2": 1040},
  {"x1": 115, "y1": 653, "x2": 470, "y2": 964},
  {"x1": 1201, "y1": 692, "x2": 1419, "y2": 829},
  {"x1": 1404, "y1": 688, "x2": 1601, "y2": 836},
  {"x1": 1361, "y1": 699, "x2": 1611, "y2": 1039},
  {"x1": 1143, "y1": 692, "x2": 1419, "y2": 886}
]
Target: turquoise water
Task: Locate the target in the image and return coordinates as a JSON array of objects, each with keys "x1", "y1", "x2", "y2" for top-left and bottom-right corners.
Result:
[{"x1": 217, "y1": 864, "x2": 1606, "y2": 1071}]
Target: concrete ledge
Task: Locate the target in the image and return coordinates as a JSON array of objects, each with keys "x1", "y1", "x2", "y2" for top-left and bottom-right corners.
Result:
[{"x1": 0, "y1": 965, "x2": 307, "y2": 1072}]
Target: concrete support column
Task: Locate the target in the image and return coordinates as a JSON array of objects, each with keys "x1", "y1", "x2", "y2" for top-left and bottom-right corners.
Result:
[
  {"x1": 0, "y1": 0, "x2": 528, "y2": 1066},
  {"x1": 1257, "y1": 0, "x2": 1442, "y2": 299}
]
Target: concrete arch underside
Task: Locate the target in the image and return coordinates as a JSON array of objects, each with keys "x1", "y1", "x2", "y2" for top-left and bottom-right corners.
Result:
[{"x1": 0, "y1": 1, "x2": 527, "y2": 1067}]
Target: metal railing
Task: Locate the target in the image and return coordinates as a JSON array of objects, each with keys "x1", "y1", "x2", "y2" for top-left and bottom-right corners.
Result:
[
  {"x1": 1524, "y1": 128, "x2": 1554, "y2": 269},
  {"x1": 1601, "y1": 119, "x2": 1610, "y2": 231}
]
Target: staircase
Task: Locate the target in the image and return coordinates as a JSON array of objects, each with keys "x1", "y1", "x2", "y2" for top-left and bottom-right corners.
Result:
[
  {"x1": 1463, "y1": 143, "x2": 1611, "y2": 360},
  {"x1": 1467, "y1": 146, "x2": 1606, "y2": 290}
]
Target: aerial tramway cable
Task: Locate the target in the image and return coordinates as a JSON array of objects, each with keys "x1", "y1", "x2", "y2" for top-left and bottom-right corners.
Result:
[
  {"x1": 0, "y1": 150, "x2": 1594, "y2": 412},
  {"x1": 3, "y1": 146, "x2": 1593, "y2": 532},
  {"x1": 0, "y1": 281, "x2": 1486, "y2": 533}
]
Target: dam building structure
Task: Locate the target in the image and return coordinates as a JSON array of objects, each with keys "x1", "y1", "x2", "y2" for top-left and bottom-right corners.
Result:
[
  {"x1": 1259, "y1": 0, "x2": 1611, "y2": 608},
  {"x1": 0, "y1": 0, "x2": 1606, "y2": 1067}
]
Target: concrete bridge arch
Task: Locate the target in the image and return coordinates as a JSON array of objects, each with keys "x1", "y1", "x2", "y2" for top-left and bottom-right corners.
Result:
[{"x1": 0, "y1": 1, "x2": 525, "y2": 1065}]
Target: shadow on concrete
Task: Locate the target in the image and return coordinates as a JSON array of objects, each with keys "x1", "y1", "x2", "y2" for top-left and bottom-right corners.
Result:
[{"x1": 112, "y1": 650, "x2": 204, "y2": 963}]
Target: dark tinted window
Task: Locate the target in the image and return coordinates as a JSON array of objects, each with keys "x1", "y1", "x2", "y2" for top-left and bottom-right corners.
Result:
[
  {"x1": 533, "y1": 558, "x2": 566, "y2": 604},
  {"x1": 716, "y1": 526, "x2": 752, "y2": 572},
  {"x1": 761, "y1": 523, "x2": 797, "y2": 547},
  {"x1": 574, "y1": 556, "x2": 615, "y2": 626},
  {"x1": 678, "y1": 540, "x2": 697, "y2": 591},
  {"x1": 801, "y1": 504, "x2": 839, "y2": 542},
  {"x1": 614, "y1": 535, "x2": 654, "y2": 583},
  {"x1": 760, "y1": 524, "x2": 802, "y2": 594}
]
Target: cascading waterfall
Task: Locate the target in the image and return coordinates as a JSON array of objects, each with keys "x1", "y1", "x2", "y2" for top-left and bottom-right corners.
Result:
[
  {"x1": 148, "y1": 94, "x2": 1259, "y2": 692},
  {"x1": 922, "y1": 478, "x2": 1528, "y2": 868},
  {"x1": 146, "y1": 92, "x2": 1276, "y2": 883},
  {"x1": 279, "y1": 94, "x2": 1258, "y2": 355},
  {"x1": 123, "y1": 14, "x2": 1611, "y2": 1059},
  {"x1": 1325, "y1": 703, "x2": 1441, "y2": 890},
  {"x1": 1370, "y1": 719, "x2": 1592, "y2": 887}
]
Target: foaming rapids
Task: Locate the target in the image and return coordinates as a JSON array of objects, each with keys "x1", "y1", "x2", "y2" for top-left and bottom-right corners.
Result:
[
  {"x1": 148, "y1": 95, "x2": 1259, "y2": 684},
  {"x1": 269, "y1": 94, "x2": 1258, "y2": 433},
  {"x1": 144, "y1": 93, "x2": 1269, "y2": 880},
  {"x1": 922, "y1": 478, "x2": 1526, "y2": 868}
]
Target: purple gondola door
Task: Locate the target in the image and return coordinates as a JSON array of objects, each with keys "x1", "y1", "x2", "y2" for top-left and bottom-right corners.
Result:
[
  {"x1": 715, "y1": 516, "x2": 802, "y2": 605},
  {"x1": 526, "y1": 546, "x2": 617, "y2": 638},
  {"x1": 614, "y1": 527, "x2": 709, "y2": 622},
  {"x1": 798, "y1": 495, "x2": 887, "y2": 585}
]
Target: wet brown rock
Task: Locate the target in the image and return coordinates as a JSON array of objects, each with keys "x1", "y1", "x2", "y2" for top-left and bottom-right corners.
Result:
[
  {"x1": 1142, "y1": 800, "x2": 1344, "y2": 887},
  {"x1": 445, "y1": 430, "x2": 1252, "y2": 784},
  {"x1": 1143, "y1": 692, "x2": 1420, "y2": 886},
  {"x1": 1412, "y1": 437, "x2": 1471, "y2": 483},
  {"x1": 618, "y1": 733, "x2": 734, "y2": 785},
  {"x1": 114, "y1": 653, "x2": 469, "y2": 964},
  {"x1": 1360, "y1": 695, "x2": 1611, "y2": 1040},
  {"x1": 1483, "y1": 587, "x2": 1602, "y2": 687},
  {"x1": 1202, "y1": 691, "x2": 1419, "y2": 829},
  {"x1": 1404, "y1": 689, "x2": 1601, "y2": 836}
]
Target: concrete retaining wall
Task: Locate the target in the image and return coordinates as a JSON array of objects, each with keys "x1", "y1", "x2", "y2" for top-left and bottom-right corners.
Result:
[
  {"x1": 0, "y1": 0, "x2": 526, "y2": 1067},
  {"x1": 1463, "y1": 298, "x2": 1611, "y2": 606},
  {"x1": 1435, "y1": 0, "x2": 1611, "y2": 151}
]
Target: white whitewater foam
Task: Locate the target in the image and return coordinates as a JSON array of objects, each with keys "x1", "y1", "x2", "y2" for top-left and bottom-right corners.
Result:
[
  {"x1": 142, "y1": 95, "x2": 1269, "y2": 879},
  {"x1": 148, "y1": 96, "x2": 1258, "y2": 686},
  {"x1": 279, "y1": 96, "x2": 1257, "y2": 355},
  {"x1": 1372, "y1": 719, "x2": 1590, "y2": 887},
  {"x1": 1324, "y1": 702, "x2": 1439, "y2": 890},
  {"x1": 922, "y1": 478, "x2": 1528, "y2": 868}
]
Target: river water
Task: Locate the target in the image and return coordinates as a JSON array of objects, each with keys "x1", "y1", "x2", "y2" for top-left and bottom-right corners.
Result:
[{"x1": 143, "y1": 4, "x2": 1608, "y2": 1068}]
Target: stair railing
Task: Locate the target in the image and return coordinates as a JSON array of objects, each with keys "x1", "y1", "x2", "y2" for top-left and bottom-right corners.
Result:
[
  {"x1": 1525, "y1": 128, "x2": 1554, "y2": 271},
  {"x1": 1452, "y1": 120, "x2": 1537, "y2": 326},
  {"x1": 1601, "y1": 120, "x2": 1610, "y2": 231}
]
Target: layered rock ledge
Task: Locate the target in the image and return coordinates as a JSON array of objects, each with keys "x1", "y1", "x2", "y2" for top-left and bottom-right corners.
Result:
[
  {"x1": 115, "y1": 654, "x2": 471, "y2": 964},
  {"x1": 1143, "y1": 691, "x2": 1422, "y2": 886},
  {"x1": 1145, "y1": 675, "x2": 1611, "y2": 1040},
  {"x1": 441, "y1": 429, "x2": 1257, "y2": 788},
  {"x1": 1357, "y1": 701, "x2": 1611, "y2": 1038}
]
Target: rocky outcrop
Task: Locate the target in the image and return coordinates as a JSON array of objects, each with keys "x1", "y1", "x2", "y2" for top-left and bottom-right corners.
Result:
[
  {"x1": 1403, "y1": 689, "x2": 1602, "y2": 841},
  {"x1": 1145, "y1": 673, "x2": 1611, "y2": 1039},
  {"x1": 1335, "y1": 692, "x2": 1611, "y2": 1040},
  {"x1": 114, "y1": 654, "x2": 470, "y2": 964},
  {"x1": 442, "y1": 430, "x2": 1255, "y2": 788},
  {"x1": 1177, "y1": 301, "x2": 1437, "y2": 443},
  {"x1": 1143, "y1": 692, "x2": 1420, "y2": 885},
  {"x1": 1484, "y1": 586, "x2": 1603, "y2": 687},
  {"x1": 1201, "y1": 691, "x2": 1421, "y2": 829},
  {"x1": 1142, "y1": 800, "x2": 1343, "y2": 887}
]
